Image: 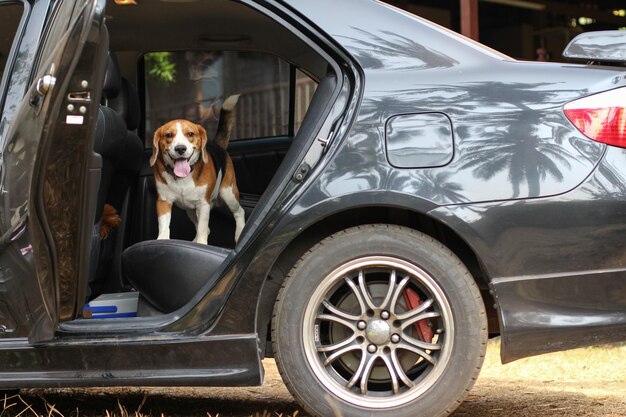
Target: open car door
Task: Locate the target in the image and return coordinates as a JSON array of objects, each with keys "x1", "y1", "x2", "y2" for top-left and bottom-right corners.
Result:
[{"x1": 0, "y1": 0, "x2": 107, "y2": 343}]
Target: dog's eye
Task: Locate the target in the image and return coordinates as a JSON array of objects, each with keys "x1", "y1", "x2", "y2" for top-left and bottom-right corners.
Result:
[
  {"x1": 164, "y1": 132, "x2": 173, "y2": 139},
  {"x1": 187, "y1": 132, "x2": 195, "y2": 138}
]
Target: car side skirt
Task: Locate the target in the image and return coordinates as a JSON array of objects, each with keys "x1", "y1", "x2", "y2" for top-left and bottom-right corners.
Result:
[
  {"x1": 492, "y1": 269, "x2": 626, "y2": 363},
  {"x1": 0, "y1": 334, "x2": 262, "y2": 388}
]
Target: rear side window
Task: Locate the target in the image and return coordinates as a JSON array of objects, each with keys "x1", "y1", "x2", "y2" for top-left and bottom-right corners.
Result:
[
  {"x1": 143, "y1": 51, "x2": 317, "y2": 144},
  {"x1": 0, "y1": 2, "x2": 25, "y2": 95}
]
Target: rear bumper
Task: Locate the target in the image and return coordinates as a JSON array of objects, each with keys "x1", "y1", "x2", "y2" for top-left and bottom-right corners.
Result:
[
  {"x1": 430, "y1": 145, "x2": 626, "y2": 363},
  {"x1": 492, "y1": 269, "x2": 626, "y2": 363}
]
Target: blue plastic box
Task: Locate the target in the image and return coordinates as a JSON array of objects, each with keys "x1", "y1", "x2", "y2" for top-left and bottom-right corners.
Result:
[{"x1": 83, "y1": 292, "x2": 139, "y2": 319}]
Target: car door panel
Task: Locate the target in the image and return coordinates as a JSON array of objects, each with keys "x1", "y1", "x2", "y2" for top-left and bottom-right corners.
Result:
[
  {"x1": 0, "y1": 0, "x2": 107, "y2": 343},
  {"x1": 228, "y1": 136, "x2": 291, "y2": 207}
]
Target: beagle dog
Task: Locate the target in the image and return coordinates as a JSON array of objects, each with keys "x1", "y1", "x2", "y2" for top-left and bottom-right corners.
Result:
[{"x1": 150, "y1": 95, "x2": 244, "y2": 244}]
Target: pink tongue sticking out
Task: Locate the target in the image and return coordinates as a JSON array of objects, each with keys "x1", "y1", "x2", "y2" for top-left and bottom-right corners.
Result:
[{"x1": 173, "y1": 159, "x2": 191, "y2": 178}]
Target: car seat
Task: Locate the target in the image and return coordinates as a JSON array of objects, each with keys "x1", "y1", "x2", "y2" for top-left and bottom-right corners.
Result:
[{"x1": 88, "y1": 52, "x2": 143, "y2": 298}]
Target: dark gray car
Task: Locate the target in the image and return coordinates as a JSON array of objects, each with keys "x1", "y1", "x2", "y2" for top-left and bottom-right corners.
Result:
[{"x1": 0, "y1": 1, "x2": 625, "y2": 416}]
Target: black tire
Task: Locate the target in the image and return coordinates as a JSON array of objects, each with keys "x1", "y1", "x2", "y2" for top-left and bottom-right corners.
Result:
[{"x1": 272, "y1": 224, "x2": 487, "y2": 417}]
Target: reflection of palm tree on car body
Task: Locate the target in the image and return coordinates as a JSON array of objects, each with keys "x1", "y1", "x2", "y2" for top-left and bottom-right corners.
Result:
[
  {"x1": 460, "y1": 114, "x2": 574, "y2": 198},
  {"x1": 440, "y1": 82, "x2": 584, "y2": 198}
]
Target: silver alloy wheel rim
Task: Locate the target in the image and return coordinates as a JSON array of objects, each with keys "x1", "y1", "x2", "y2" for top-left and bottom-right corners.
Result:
[{"x1": 302, "y1": 256, "x2": 454, "y2": 408}]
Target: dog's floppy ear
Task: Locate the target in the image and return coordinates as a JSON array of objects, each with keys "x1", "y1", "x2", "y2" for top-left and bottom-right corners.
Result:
[
  {"x1": 197, "y1": 124, "x2": 209, "y2": 164},
  {"x1": 150, "y1": 127, "x2": 161, "y2": 166}
]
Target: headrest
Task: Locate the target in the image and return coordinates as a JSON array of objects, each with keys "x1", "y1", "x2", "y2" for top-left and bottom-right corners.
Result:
[
  {"x1": 94, "y1": 106, "x2": 127, "y2": 157},
  {"x1": 102, "y1": 52, "x2": 121, "y2": 100},
  {"x1": 109, "y1": 78, "x2": 141, "y2": 130}
]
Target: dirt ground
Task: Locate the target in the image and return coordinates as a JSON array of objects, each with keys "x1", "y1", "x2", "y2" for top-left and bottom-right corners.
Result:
[{"x1": 4, "y1": 342, "x2": 626, "y2": 417}]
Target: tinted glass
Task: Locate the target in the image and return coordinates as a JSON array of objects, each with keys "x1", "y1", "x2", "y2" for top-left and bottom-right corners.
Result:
[{"x1": 144, "y1": 51, "x2": 292, "y2": 143}]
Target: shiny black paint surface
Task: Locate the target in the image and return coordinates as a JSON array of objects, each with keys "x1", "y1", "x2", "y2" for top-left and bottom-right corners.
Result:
[
  {"x1": 284, "y1": 0, "x2": 622, "y2": 203},
  {"x1": 430, "y1": 145, "x2": 626, "y2": 361},
  {"x1": 494, "y1": 270, "x2": 626, "y2": 363},
  {"x1": 0, "y1": 0, "x2": 624, "y2": 386},
  {"x1": 272, "y1": 0, "x2": 626, "y2": 360},
  {"x1": 0, "y1": 0, "x2": 58, "y2": 341},
  {"x1": 0, "y1": 0, "x2": 108, "y2": 343},
  {"x1": 0, "y1": 0, "x2": 49, "y2": 339},
  {"x1": 0, "y1": 335, "x2": 262, "y2": 387},
  {"x1": 430, "y1": 145, "x2": 626, "y2": 279}
]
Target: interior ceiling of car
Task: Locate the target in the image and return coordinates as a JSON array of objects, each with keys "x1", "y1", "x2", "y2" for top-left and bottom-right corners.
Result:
[{"x1": 104, "y1": 0, "x2": 327, "y2": 79}]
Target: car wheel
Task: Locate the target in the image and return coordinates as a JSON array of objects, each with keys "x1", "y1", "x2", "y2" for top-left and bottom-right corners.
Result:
[{"x1": 272, "y1": 224, "x2": 487, "y2": 417}]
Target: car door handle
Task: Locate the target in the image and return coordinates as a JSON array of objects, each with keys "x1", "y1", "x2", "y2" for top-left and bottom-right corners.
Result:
[
  {"x1": 35, "y1": 74, "x2": 56, "y2": 97},
  {"x1": 30, "y1": 74, "x2": 56, "y2": 107}
]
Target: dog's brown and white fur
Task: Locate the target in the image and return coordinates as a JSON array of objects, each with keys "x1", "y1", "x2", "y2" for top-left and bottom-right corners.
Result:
[{"x1": 150, "y1": 95, "x2": 244, "y2": 244}]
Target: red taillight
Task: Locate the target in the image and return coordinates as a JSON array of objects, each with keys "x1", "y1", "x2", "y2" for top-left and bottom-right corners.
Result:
[{"x1": 564, "y1": 87, "x2": 626, "y2": 148}]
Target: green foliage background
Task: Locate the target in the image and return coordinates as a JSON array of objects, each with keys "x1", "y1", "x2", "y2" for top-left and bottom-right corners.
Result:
[{"x1": 145, "y1": 52, "x2": 176, "y2": 84}]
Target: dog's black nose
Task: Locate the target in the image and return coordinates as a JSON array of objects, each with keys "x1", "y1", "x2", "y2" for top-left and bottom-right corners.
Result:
[{"x1": 174, "y1": 145, "x2": 187, "y2": 155}]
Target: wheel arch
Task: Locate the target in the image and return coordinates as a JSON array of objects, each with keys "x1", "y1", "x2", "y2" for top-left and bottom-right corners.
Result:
[{"x1": 257, "y1": 205, "x2": 499, "y2": 357}]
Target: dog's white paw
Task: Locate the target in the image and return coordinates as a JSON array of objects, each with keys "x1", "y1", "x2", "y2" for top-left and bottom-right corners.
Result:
[{"x1": 222, "y1": 94, "x2": 240, "y2": 111}]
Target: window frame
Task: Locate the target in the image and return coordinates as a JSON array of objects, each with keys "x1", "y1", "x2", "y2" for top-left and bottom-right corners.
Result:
[
  {"x1": 29, "y1": 0, "x2": 81, "y2": 83},
  {"x1": 0, "y1": 0, "x2": 30, "y2": 117}
]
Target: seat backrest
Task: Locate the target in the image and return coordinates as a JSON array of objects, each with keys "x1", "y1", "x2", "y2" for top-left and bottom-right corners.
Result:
[
  {"x1": 90, "y1": 53, "x2": 144, "y2": 298},
  {"x1": 122, "y1": 240, "x2": 232, "y2": 314},
  {"x1": 95, "y1": 54, "x2": 142, "y2": 169},
  {"x1": 93, "y1": 53, "x2": 127, "y2": 213},
  {"x1": 109, "y1": 77, "x2": 141, "y2": 132}
]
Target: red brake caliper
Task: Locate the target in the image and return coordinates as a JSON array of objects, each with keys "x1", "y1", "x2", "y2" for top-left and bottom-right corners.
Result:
[{"x1": 403, "y1": 288, "x2": 434, "y2": 343}]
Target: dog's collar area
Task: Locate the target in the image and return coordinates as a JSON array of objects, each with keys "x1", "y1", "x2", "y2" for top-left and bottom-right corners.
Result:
[{"x1": 165, "y1": 162, "x2": 194, "y2": 180}]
